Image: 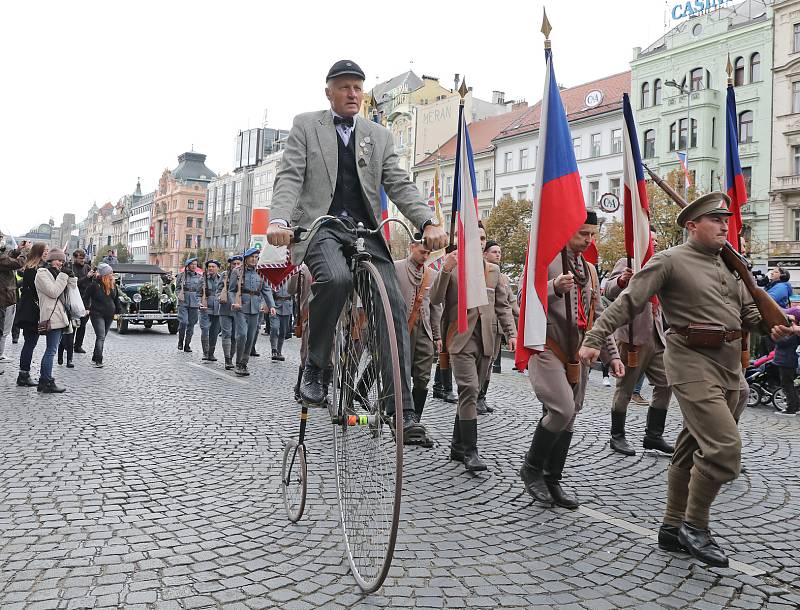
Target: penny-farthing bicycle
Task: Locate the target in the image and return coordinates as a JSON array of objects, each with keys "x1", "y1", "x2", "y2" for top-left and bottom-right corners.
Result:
[{"x1": 281, "y1": 215, "x2": 417, "y2": 593}]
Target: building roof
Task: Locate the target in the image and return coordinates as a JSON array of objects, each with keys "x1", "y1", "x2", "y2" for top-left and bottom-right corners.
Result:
[
  {"x1": 172, "y1": 152, "x2": 217, "y2": 182},
  {"x1": 371, "y1": 71, "x2": 424, "y2": 106},
  {"x1": 493, "y1": 71, "x2": 631, "y2": 141},
  {"x1": 416, "y1": 106, "x2": 530, "y2": 168}
]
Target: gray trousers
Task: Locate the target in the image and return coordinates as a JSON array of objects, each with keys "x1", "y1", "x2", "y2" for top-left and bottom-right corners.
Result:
[
  {"x1": 178, "y1": 305, "x2": 199, "y2": 343},
  {"x1": 200, "y1": 312, "x2": 221, "y2": 354},
  {"x1": 235, "y1": 311, "x2": 260, "y2": 367},
  {"x1": 304, "y1": 223, "x2": 412, "y2": 413},
  {"x1": 270, "y1": 314, "x2": 291, "y2": 353},
  {"x1": 612, "y1": 340, "x2": 671, "y2": 414}
]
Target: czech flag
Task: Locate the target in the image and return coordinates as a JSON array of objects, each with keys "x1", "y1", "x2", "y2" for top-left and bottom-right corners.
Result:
[
  {"x1": 676, "y1": 151, "x2": 692, "y2": 187},
  {"x1": 622, "y1": 93, "x2": 653, "y2": 272},
  {"x1": 515, "y1": 47, "x2": 587, "y2": 371},
  {"x1": 452, "y1": 102, "x2": 488, "y2": 333},
  {"x1": 725, "y1": 83, "x2": 747, "y2": 252}
]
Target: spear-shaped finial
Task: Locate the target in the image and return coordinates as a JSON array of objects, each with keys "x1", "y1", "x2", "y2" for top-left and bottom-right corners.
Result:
[
  {"x1": 726, "y1": 53, "x2": 733, "y2": 85},
  {"x1": 369, "y1": 93, "x2": 378, "y2": 114},
  {"x1": 541, "y1": 8, "x2": 552, "y2": 48},
  {"x1": 458, "y1": 78, "x2": 468, "y2": 100}
]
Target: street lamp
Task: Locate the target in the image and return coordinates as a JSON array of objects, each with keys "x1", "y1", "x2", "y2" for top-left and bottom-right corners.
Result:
[{"x1": 664, "y1": 79, "x2": 691, "y2": 200}]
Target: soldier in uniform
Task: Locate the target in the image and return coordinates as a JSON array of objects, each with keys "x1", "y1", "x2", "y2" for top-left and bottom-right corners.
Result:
[
  {"x1": 229, "y1": 247, "x2": 276, "y2": 376},
  {"x1": 270, "y1": 280, "x2": 293, "y2": 361},
  {"x1": 430, "y1": 228, "x2": 517, "y2": 471},
  {"x1": 176, "y1": 257, "x2": 202, "y2": 352},
  {"x1": 199, "y1": 259, "x2": 223, "y2": 362},
  {"x1": 603, "y1": 228, "x2": 674, "y2": 456},
  {"x1": 580, "y1": 193, "x2": 791, "y2": 567},
  {"x1": 394, "y1": 237, "x2": 442, "y2": 426},
  {"x1": 520, "y1": 211, "x2": 623, "y2": 509},
  {"x1": 218, "y1": 255, "x2": 242, "y2": 370}
]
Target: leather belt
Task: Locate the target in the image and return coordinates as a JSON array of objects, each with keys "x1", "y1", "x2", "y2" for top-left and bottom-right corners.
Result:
[
  {"x1": 241, "y1": 289, "x2": 261, "y2": 296},
  {"x1": 672, "y1": 326, "x2": 742, "y2": 342},
  {"x1": 274, "y1": 295, "x2": 293, "y2": 301}
]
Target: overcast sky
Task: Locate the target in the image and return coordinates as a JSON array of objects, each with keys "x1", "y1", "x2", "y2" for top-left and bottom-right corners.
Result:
[{"x1": 1, "y1": 0, "x2": 675, "y2": 236}]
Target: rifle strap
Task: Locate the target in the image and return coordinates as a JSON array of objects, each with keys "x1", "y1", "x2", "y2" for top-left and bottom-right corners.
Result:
[{"x1": 407, "y1": 267, "x2": 431, "y2": 332}]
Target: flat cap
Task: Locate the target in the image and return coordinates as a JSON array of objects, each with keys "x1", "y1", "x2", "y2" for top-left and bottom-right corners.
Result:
[
  {"x1": 184, "y1": 257, "x2": 198, "y2": 267},
  {"x1": 585, "y1": 210, "x2": 599, "y2": 226},
  {"x1": 326, "y1": 59, "x2": 365, "y2": 81},
  {"x1": 676, "y1": 191, "x2": 733, "y2": 228}
]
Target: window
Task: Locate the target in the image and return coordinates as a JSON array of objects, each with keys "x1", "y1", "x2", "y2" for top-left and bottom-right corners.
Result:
[
  {"x1": 519, "y1": 148, "x2": 529, "y2": 170},
  {"x1": 793, "y1": 82, "x2": 800, "y2": 114},
  {"x1": 186, "y1": 217, "x2": 193, "y2": 228},
  {"x1": 517, "y1": 190, "x2": 527, "y2": 201},
  {"x1": 689, "y1": 68, "x2": 704, "y2": 91},
  {"x1": 187, "y1": 199, "x2": 194, "y2": 209},
  {"x1": 750, "y1": 53, "x2": 761, "y2": 83},
  {"x1": 641, "y1": 82, "x2": 650, "y2": 108},
  {"x1": 742, "y1": 166, "x2": 752, "y2": 197},
  {"x1": 710, "y1": 170, "x2": 716, "y2": 192},
  {"x1": 573, "y1": 137, "x2": 581, "y2": 160},
  {"x1": 483, "y1": 169, "x2": 492, "y2": 191},
  {"x1": 711, "y1": 117, "x2": 716, "y2": 147},
  {"x1": 185, "y1": 235, "x2": 192, "y2": 248},
  {"x1": 445, "y1": 175, "x2": 453, "y2": 197},
  {"x1": 504, "y1": 151, "x2": 513, "y2": 173},
  {"x1": 653, "y1": 79, "x2": 662, "y2": 105},
  {"x1": 610, "y1": 177, "x2": 621, "y2": 199},
  {"x1": 195, "y1": 235, "x2": 202, "y2": 249},
  {"x1": 422, "y1": 180, "x2": 430, "y2": 196},
  {"x1": 611, "y1": 129, "x2": 622, "y2": 154},
  {"x1": 590, "y1": 133, "x2": 601, "y2": 157},
  {"x1": 794, "y1": 209, "x2": 800, "y2": 241},
  {"x1": 793, "y1": 146, "x2": 800, "y2": 175},
  {"x1": 197, "y1": 200, "x2": 204, "y2": 210},
  {"x1": 196, "y1": 218, "x2": 202, "y2": 229},
  {"x1": 690, "y1": 119, "x2": 697, "y2": 148},
  {"x1": 589, "y1": 181, "x2": 600, "y2": 206},
  {"x1": 739, "y1": 111, "x2": 754, "y2": 143},
  {"x1": 734, "y1": 57, "x2": 745, "y2": 87},
  {"x1": 643, "y1": 130, "x2": 656, "y2": 158},
  {"x1": 669, "y1": 123, "x2": 677, "y2": 151},
  {"x1": 673, "y1": 118, "x2": 697, "y2": 150},
  {"x1": 795, "y1": 24, "x2": 800, "y2": 53}
]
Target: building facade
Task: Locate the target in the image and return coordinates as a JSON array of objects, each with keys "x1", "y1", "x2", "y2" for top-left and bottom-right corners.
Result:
[
  {"x1": 204, "y1": 171, "x2": 249, "y2": 254},
  {"x1": 631, "y1": 0, "x2": 774, "y2": 262},
  {"x1": 128, "y1": 189, "x2": 154, "y2": 263},
  {"x1": 79, "y1": 203, "x2": 114, "y2": 260},
  {"x1": 768, "y1": 0, "x2": 800, "y2": 270}
]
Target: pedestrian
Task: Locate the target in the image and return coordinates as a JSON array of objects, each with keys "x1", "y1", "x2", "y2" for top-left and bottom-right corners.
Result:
[
  {"x1": 266, "y1": 59, "x2": 447, "y2": 443},
  {"x1": 34, "y1": 248, "x2": 77, "y2": 393},
  {"x1": 774, "y1": 306, "x2": 800, "y2": 416},
  {"x1": 520, "y1": 211, "x2": 623, "y2": 509},
  {"x1": 14, "y1": 243, "x2": 46, "y2": 387},
  {"x1": 228, "y1": 247, "x2": 275, "y2": 376},
  {"x1": 270, "y1": 280, "x2": 293, "y2": 361},
  {"x1": 394, "y1": 237, "x2": 442, "y2": 428},
  {"x1": 199, "y1": 259, "x2": 223, "y2": 362},
  {"x1": 66, "y1": 248, "x2": 92, "y2": 354},
  {"x1": 430, "y1": 228, "x2": 517, "y2": 471},
  {"x1": 176, "y1": 257, "x2": 202, "y2": 352},
  {"x1": 101, "y1": 249, "x2": 119, "y2": 267},
  {"x1": 218, "y1": 255, "x2": 241, "y2": 370},
  {"x1": 0, "y1": 234, "x2": 25, "y2": 364},
  {"x1": 760, "y1": 267, "x2": 794, "y2": 355},
  {"x1": 83, "y1": 263, "x2": 121, "y2": 368},
  {"x1": 580, "y1": 192, "x2": 792, "y2": 567}
]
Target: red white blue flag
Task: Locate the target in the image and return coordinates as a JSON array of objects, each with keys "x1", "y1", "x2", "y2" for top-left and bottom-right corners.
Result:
[
  {"x1": 725, "y1": 83, "x2": 747, "y2": 252},
  {"x1": 622, "y1": 93, "x2": 653, "y2": 272},
  {"x1": 676, "y1": 151, "x2": 692, "y2": 187},
  {"x1": 452, "y1": 103, "x2": 488, "y2": 333},
  {"x1": 515, "y1": 47, "x2": 587, "y2": 371}
]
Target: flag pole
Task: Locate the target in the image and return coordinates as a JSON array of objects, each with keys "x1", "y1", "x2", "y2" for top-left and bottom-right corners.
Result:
[{"x1": 448, "y1": 79, "x2": 468, "y2": 252}]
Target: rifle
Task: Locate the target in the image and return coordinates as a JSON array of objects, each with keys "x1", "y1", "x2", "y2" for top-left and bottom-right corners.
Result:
[{"x1": 643, "y1": 163, "x2": 787, "y2": 332}]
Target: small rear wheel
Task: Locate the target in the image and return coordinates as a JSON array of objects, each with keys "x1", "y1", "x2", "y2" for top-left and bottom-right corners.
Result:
[
  {"x1": 282, "y1": 440, "x2": 307, "y2": 523},
  {"x1": 747, "y1": 383, "x2": 762, "y2": 408},
  {"x1": 772, "y1": 388, "x2": 788, "y2": 413}
]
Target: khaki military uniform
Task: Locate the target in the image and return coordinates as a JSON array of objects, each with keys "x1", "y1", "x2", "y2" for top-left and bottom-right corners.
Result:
[
  {"x1": 394, "y1": 258, "x2": 442, "y2": 391},
  {"x1": 583, "y1": 239, "x2": 767, "y2": 529}
]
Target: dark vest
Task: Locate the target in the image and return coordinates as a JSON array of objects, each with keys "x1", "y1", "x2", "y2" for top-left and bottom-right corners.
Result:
[{"x1": 328, "y1": 132, "x2": 374, "y2": 228}]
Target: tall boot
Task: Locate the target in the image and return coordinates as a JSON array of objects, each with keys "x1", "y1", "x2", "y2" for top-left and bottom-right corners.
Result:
[
  {"x1": 294, "y1": 366, "x2": 304, "y2": 402},
  {"x1": 200, "y1": 335, "x2": 210, "y2": 361},
  {"x1": 222, "y1": 339, "x2": 234, "y2": 370},
  {"x1": 177, "y1": 328, "x2": 185, "y2": 351},
  {"x1": 459, "y1": 419, "x2": 487, "y2": 472},
  {"x1": 450, "y1": 414, "x2": 463, "y2": 461},
  {"x1": 411, "y1": 387, "x2": 428, "y2": 423},
  {"x1": 207, "y1": 339, "x2": 218, "y2": 362},
  {"x1": 432, "y1": 365, "x2": 445, "y2": 398},
  {"x1": 643, "y1": 407, "x2": 674, "y2": 454},
  {"x1": 183, "y1": 329, "x2": 193, "y2": 353},
  {"x1": 610, "y1": 410, "x2": 635, "y2": 456},
  {"x1": 544, "y1": 431, "x2": 579, "y2": 509},
  {"x1": 440, "y1": 367, "x2": 458, "y2": 403},
  {"x1": 477, "y1": 380, "x2": 493, "y2": 414},
  {"x1": 520, "y1": 422, "x2": 558, "y2": 504}
]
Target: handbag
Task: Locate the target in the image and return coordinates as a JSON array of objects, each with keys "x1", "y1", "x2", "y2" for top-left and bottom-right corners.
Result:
[{"x1": 38, "y1": 287, "x2": 66, "y2": 335}]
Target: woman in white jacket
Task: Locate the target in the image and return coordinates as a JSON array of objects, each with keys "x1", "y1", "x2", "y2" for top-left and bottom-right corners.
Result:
[{"x1": 34, "y1": 249, "x2": 77, "y2": 393}]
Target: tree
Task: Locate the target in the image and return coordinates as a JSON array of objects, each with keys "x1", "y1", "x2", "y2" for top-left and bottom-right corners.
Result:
[
  {"x1": 595, "y1": 220, "x2": 627, "y2": 277},
  {"x1": 93, "y1": 243, "x2": 129, "y2": 266},
  {"x1": 180, "y1": 247, "x2": 227, "y2": 268},
  {"x1": 483, "y1": 195, "x2": 532, "y2": 281}
]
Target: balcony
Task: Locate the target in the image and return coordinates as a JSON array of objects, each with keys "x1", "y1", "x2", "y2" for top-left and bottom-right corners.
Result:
[
  {"x1": 770, "y1": 241, "x2": 800, "y2": 257},
  {"x1": 775, "y1": 175, "x2": 800, "y2": 192},
  {"x1": 665, "y1": 88, "x2": 720, "y2": 110}
]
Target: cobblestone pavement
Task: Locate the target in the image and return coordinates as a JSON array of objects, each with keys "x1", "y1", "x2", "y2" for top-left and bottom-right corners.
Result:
[{"x1": 1, "y1": 324, "x2": 799, "y2": 610}]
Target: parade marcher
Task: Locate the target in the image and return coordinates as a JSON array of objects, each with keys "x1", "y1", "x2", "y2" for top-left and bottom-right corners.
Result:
[
  {"x1": 199, "y1": 259, "x2": 223, "y2": 362},
  {"x1": 218, "y1": 255, "x2": 242, "y2": 370},
  {"x1": 67, "y1": 248, "x2": 93, "y2": 354},
  {"x1": 394, "y1": 237, "x2": 442, "y2": 426},
  {"x1": 0, "y1": 235, "x2": 25, "y2": 364},
  {"x1": 430, "y1": 229, "x2": 517, "y2": 471},
  {"x1": 602, "y1": 228, "x2": 674, "y2": 456},
  {"x1": 14, "y1": 243, "x2": 46, "y2": 387},
  {"x1": 228, "y1": 247, "x2": 275, "y2": 377},
  {"x1": 266, "y1": 59, "x2": 447, "y2": 443},
  {"x1": 83, "y1": 263, "x2": 121, "y2": 368},
  {"x1": 477, "y1": 240, "x2": 519, "y2": 414},
  {"x1": 520, "y1": 211, "x2": 623, "y2": 509},
  {"x1": 176, "y1": 257, "x2": 202, "y2": 352},
  {"x1": 270, "y1": 281, "x2": 293, "y2": 361},
  {"x1": 288, "y1": 264, "x2": 313, "y2": 401},
  {"x1": 580, "y1": 193, "x2": 792, "y2": 568}
]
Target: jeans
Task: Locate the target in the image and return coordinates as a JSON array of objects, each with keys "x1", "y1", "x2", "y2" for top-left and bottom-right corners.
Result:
[
  {"x1": 58, "y1": 331, "x2": 74, "y2": 363},
  {"x1": 270, "y1": 314, "x2": 291, "y2": 354},
  {"x1": 778, "y1": 366, "x2": 799, "y2": 412},
  {"x1": 633, "y1": 373, "x2": 645, "y2": 395},
  {"x1": 40, "y1": 328, "x2": 63, "y2": 382},
  {"x1": 91, "y1": 315, "x2": 113, "y2": 363},
  {"x1": 73, "y1": 314, "x2": 89, "y2": 348},
  {"x1": 19, "y1": 326, "x2": 40, "y2": 373}
]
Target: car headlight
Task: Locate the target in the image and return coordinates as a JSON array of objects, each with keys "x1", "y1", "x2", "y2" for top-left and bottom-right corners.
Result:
[
  {"x1": 160, "y1": 294, "x2": 169, "y2": 303},
  {"x1": 133, "y1": 293, "x2": 142, "y2": 303}
]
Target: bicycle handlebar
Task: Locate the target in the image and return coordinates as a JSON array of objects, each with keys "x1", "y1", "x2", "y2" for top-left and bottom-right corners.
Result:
[{"x1": 288, "y1": 216, "x2": 422, "y2": 245}]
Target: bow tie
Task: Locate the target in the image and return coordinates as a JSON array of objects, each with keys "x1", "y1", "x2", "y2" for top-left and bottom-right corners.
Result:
[{"x1": 333, "y1": 116, "x2": 354, "y2": 128}]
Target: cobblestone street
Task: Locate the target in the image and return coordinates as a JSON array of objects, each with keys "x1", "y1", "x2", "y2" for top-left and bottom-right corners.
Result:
[{"x1": 1, "y1": 325, "x2": 799, "y2": 609}]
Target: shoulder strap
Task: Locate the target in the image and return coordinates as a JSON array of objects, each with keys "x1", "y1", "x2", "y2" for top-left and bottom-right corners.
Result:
[
  {"x1": 586, "y1": 260, "x2": 599, "y2": 331},
  {"x1": 407, "y1": 267, "x2": 432, "y2": 332}
]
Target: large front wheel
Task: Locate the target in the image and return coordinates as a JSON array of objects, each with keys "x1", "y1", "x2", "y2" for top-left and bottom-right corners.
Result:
[{"x1": 330, "y1": 260, "x2": 403, "y2": 593}]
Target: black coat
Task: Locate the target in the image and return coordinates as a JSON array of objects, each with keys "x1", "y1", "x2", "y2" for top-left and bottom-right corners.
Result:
[
  {"x1": 84, "y1": 280, "x2": 121, "y2": 319},
  {"x1": 14, "y1": 267, "x2": 41, "y2": 330}
]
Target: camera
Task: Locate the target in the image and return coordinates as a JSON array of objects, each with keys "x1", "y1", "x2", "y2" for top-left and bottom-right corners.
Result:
[{"x1": 752, "y1": 269, "x2": 769, "y2": 288}]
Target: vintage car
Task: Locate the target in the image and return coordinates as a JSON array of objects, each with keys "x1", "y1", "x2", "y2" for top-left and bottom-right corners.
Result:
[{"x1": 114, "y1": 264, "x2": 179, "y2": 334}]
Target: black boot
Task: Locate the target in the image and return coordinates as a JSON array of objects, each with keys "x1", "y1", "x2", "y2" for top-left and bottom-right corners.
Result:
[
  {"x1": 478, "y1": 380, "x2": 494, "y2": 413},
  {"x1": 520, "y1": 422, "x2": 558, "y2": 505},
  {"x1": 412, "y1": 387, "x2": 428, "y2": 423},
  {"x1": 183, "y1": 341, "x2": 192, "y2": 353},
  {"x1": 441, "y1": 367, "x2": 458, "y2": 403},
  {"x1": 459, "y1": 419, "x2": 487, "y2": 472},
  {"x1": 300, "y1": 363, "x2": 325, "y2": 406},
  {"x1": 57, "y1": 347, "x2": 63, "y2": 366},
  {"x1": 610, "y1": 411, "x2": 636, "y2": 456},
  {"x1": 294, "y1": 366, "x2": 304, "y2": 403},
  {"x1": 678, "y1": 522, "x2": 729, "y2": 568},
  {"x1": 658, "y1": 524, "x2": 686, "y2": 553},
  {"x1": 17, "y1": 372, "x2": 38, "y2": 387},
  {"x1": 476, "y1": 386, "x2": 488, "y2": 415},
  {"x1": 545, "y1": 431, "x2": 579, "y2": 509},
  {"x1": 177, "y1": 329, "x2": 185, "y2": 351},
  {"x1": 39, "y1": 379, "x2": 66, "y2": 394},
  {"x1": 643, "y1": 407, "x2": 674, "y2": 454},
  {"x1": 450, "y1": 414, "x2": 463, "y2": 461},
  {"x1": 432, "y1": 365, "x2": 446, "y2": 399}
]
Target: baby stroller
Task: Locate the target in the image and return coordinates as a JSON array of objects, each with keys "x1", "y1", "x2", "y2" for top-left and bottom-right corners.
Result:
[{"x1": 745, "y1": 351, "x2": 780, "y2": 408}]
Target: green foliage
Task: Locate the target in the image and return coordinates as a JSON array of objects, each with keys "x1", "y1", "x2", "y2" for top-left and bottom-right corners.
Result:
[
  {"x1": 595, "y1": 220, "x2": 627, "y2": 277},
  {"x1": 483, "y1": 195, "x2": 532, "y2": 281}
]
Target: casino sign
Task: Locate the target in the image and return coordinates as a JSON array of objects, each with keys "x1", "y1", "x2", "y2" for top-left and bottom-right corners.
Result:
[{"x1": 671, "y1": 0, "x2": 732, "y2": 20}]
